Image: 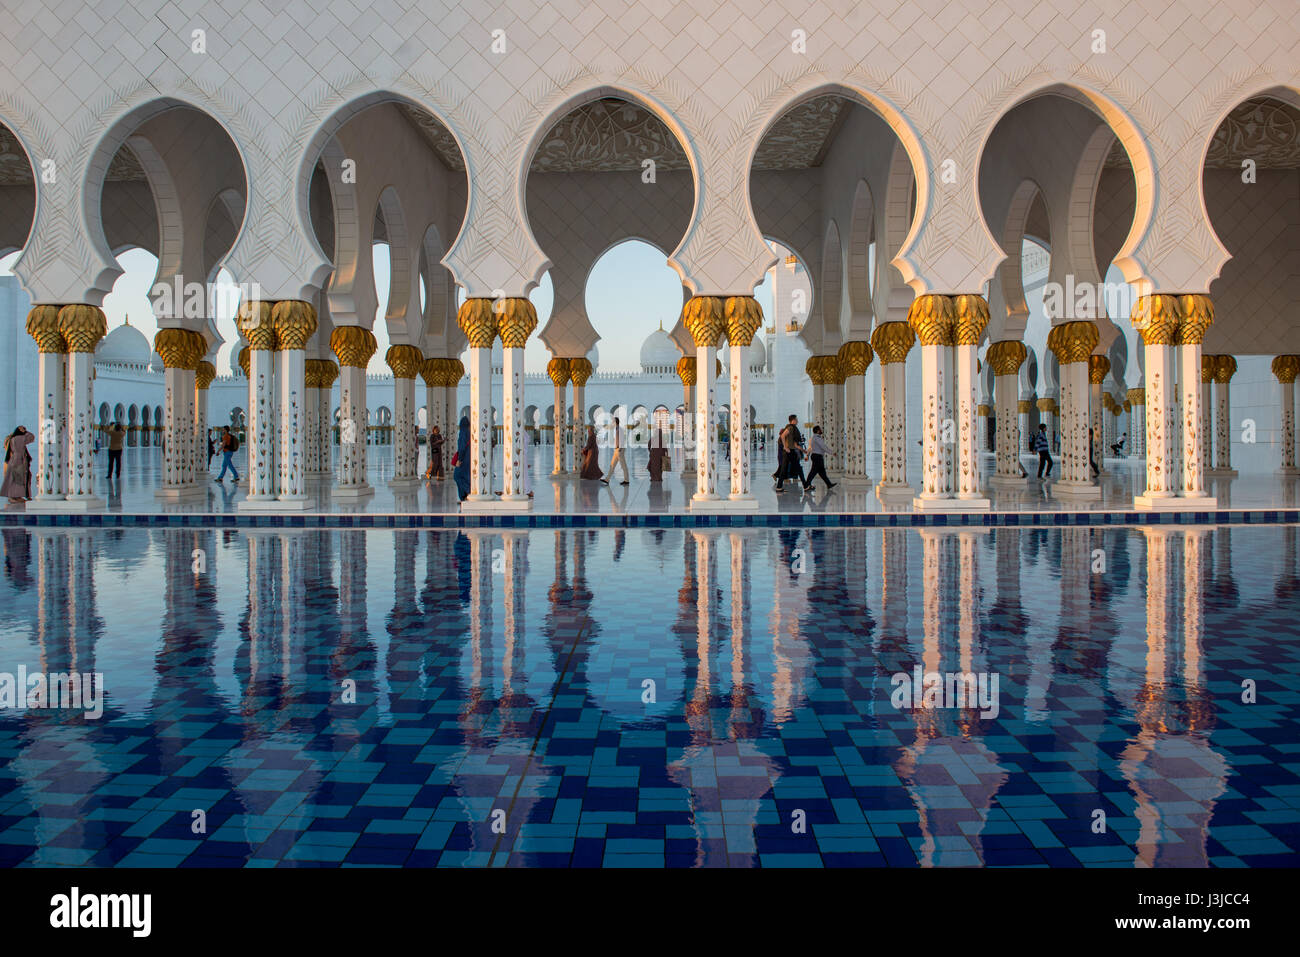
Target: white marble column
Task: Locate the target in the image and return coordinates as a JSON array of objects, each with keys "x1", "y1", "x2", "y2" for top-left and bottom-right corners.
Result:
[
  {"x1": 910, "y1": 295, "x2": 955, "y2": 508},
  {"x1": 570, "y1": 358, "x2": 591, "y2": 476},
  {"x1": 871, "y1": 322, "x2": 915, "y2": 501},
  {"x1": 1131, "y1": 297, "x2": 1181, "y2": 508},
  {"x1": 1200, "y1": 362, "x2": 1215, "y2": 470},
  {"x1": 385, "y1": 344, "x2": 422, "y2": 489},
  {"x1": 1088, "y1": 355, "x2": 1109, "y2": 475},
  {"x1": 952, "y1": 295, "x2": 989, "y2": 505},
  {"x1": 329, "y1": 325, "x2": 377, "y2": 500},
  {"x1": 1178, "y1": 296, "x2": 1214, "y2": 503},
  {"x1": 837, "y1": 340, "x2": 872, "y2": 487},
  {"x1": 467, "y1": 344, "x2": 493, "y2": 500},
  {"x1": 1047, "y1": 320, "x2": 1100, "y2": 498},
  {"x1": 195, "y1": 360, "x2": 214, "y2": 483},
  {"x1": 1128, "y1": 390, "x2": 1146, "y2": 458},
  {"x1": 498, "y1": 299, "x2": 537, "y2": 508},
  {"x1": 420, "y1": 358, "x2": 445, "y2": 478},
  {"x1": 726, "y1": 296, "x2": 764, "y2": 505},
  {"x1": 686, "y1": 297, "x2": 724, "y2": 508},
  {"x1": 1274, "y1": 357, "x2": 1300, "y2": 475},
  {"x1": 274, "y1": 302, "x2": 316, "y2": 507},
  {"x1": 303, "y1": 361, "x2": 321, "y2": 476},
  {"x1": 992, "y1": 372, "x2": 1022, "y2": 485},
  {"x1": 1211, "y1": 355, "x2": 1236, "y2": 476},
  {"x1": 29, "y1": 318, "x2": 66, "y2": 505},
  {"x1": 548, "y1": 357, "x2": 569, "y2": 475},
  {"x1": 678, "y1": 358, "x2": 695, "y2": 473}
]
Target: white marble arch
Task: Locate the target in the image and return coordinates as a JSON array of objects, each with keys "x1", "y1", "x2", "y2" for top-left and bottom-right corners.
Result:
[
  {"x1": 816, "y1": 219, "x2": 844, "y2": 354},
  {"x1": 973, "y1": 82, "x2": 1154, "y2": 298},
  {"x1": 514, "y1": 83, "x2": 702, "y2": 300},
  {"x1": 845, "y1": 179, "x2": 876, "y2": 337}
]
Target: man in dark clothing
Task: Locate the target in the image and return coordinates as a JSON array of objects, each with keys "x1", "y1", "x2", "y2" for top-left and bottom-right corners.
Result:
[
  {"x1": 106, "y1": 421, "x2": 126, "y2": 480},
  {"x1": 1031, "y1": 423, "x2": 1053, "y2": 478},
  {"x1": 775, "y1": 414, "x2": 806, "y2": 490}
]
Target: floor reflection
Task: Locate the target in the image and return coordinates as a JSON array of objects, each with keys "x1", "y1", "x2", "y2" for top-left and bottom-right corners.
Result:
[{"x1": 0, "y1": 523, "x2": 1295, "y2": 867}]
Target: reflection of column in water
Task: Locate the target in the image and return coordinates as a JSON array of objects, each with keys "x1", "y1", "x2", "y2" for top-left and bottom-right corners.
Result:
[
  {"x1": 279, "y1": 532, "x2": 307, "y2": 703},
  {"x1": 879, "y1": 528, "x2": 908, "y2": 656},
  {"x1": 688, "y1": 529, "x2": 718, "y2": 734},
  {"x1": 66, "y1": 529, "x2": 100, "y2": 677},
  {"x1": 242, "y1": 531, "x2": 280, "y2": 717},
  {"x1": 769, "y1": 530, "x2": 811, "y2": 724},
  {"x1": 501, "y1": 531, "x2": 528, "y2": 702},
  {"x1": 1121, "y1": 527, "x2": 1227, "y2": 867},
  {"x1": 34, "y1": 530, "x2": 70, "y2": 675},
  {"x1": 727, "y1": 530, "x2": 754, "y2": 735}
]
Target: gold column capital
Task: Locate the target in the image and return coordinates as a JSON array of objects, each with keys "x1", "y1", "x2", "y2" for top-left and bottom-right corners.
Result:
[
  {"x1": 1036, "y1": 398, "x2": 1056, "y2": 413},
  {"x1": 676, "y1": 355, "x2": 697, "y2": 386},
  {"x1": 568, "y1": 356, "x2": 593, "y2": 387},
  {"x1": 837, "y1": 340, "x2": 874, "y2": 377},
  {"x1": 907, "y1": 294, "x2": 955, "y2": 346},
  {"x1": 1047, "y1": 320, "x2": 1099, "y2": 364},
  {"x1": 1200, "y1": 354, "x2": 1216, "y2": 382},
  {"x1": 724, "y1": 296, "x2": 764, "y2": 347},
  {"x1": 25, "y1": 305, "x2": 65, "y2": 353},
  {"x1": 1087, "y1": 353, "x2": 1111, "y2": 384},
  {"x1": 870, "y1": 321, "x2": 916, "y2": 364},
  {"x1": 271, "y1": 300, "x2": 318, "y2": 350},
  {"x1": 58, "y1": 304, "x2": 107, "y2": 353},
  {"x1": 385, "y1": 343, "x2": 424, "y2": 379},
  {"x1": 154, "y1": 327, "x2": 194, "y2": 369},
  {"x1": 976, "y1": 403, "x2": 991, "y2": 416},
  {"x1": 986, "y1": 339, "x2": 1027, "y2": 376},
  {"x1": 447, "y1": 358, "x2": 465, "y2": 386},
  {"x1": 1212, "y1": 353, "x2": 1237, "y2": 383},
  {"x1": 237, "y1": 301, "x2": 276, "y2": 350},
  {"x1": 330, "y1": 325, "x2": 378, "y2": 368},
  {"x1": 1177, "y1": 294, "x2": 1214, "y2": 345},
  {"x1": 1130, "y1": 294, "x2": 1180, "y2": 345},
  {"x1": 237, "y1": 346, "x2": 250, "y2": 379},
  {"x1": 952, "y1": 293, "x2": 989, "y2": 346},
  {"x1": 195, "y1": 360, "x2": 216, "y2": 390},
  {"x1": 495, "y1": 298, "x2": 538, "y2": 348},
  {"x1": 546, "y1": 356, "x2": 571, "y2": 387},
  {"x1": 457, "y1": 298, "x2": 498, "y2": 348},
  {"x1": 1272, "y1": 355, "x2": 1300, "y2": 384},
  {"x1": 684, "y1": 296, "x2": 725, "y2": 348},
  {"x1": 1127, "y1": 387, "x2": 1145, "y2": 405},
  {"x1": 1016, "y1": 400, "x2": 1033, "y2": 413}
]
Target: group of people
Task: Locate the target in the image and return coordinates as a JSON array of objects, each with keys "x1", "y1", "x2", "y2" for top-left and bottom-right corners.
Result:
[
  {"x1": 3, "y1": 420, "x2": 134, "y2": 504},
  {"x1": 772, "y1": 414, "x2": 836, "y2": 493},
  {"x1": 1028, "y1": 425, "x2": 1127, "y2": 479}
]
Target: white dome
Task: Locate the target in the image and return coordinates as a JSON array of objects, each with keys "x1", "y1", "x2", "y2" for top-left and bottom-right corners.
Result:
[
  {"x1": 96, "y1": 321, "x2": 151, "y2": 368},
  {"x1": 719, "y1": 337, "x2": 766, "y2": 373},
  {"x1": 639, "y1": 325, "x2": 678, "y2": 372}
]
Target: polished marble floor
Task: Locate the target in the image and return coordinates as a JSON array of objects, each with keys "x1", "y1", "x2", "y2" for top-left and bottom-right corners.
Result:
[
  {"x1": 7, "y1": 443, "x2": 1300, "y2": 516},
  {"x1": 0, "y1": 524, "x2": 1295, "y2": 867}
]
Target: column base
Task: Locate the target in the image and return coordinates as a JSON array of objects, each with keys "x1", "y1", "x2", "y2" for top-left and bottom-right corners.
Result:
[
  {"x1": 1278, "y1": 466, "x2": 1300, "y2": 477},
  {"x1": 155, "y1": 485, "x2": 207, "y2": 502},
  {"x1": 692, "y1": 495, "x2": 757, "y2": 512},
  {"x1": 25, "y1": 496, "x2": 105, "y2": 513},
  {"x1": 1178, "y1": 493, "x2": 1218, "y2": 509},
  {"x1": 1053, "y1": 481, "x2": 1102, "y2": 500},
  {"x1": 238, "y1": 495, "x2": 285, "y2": 512},
  {"x1": 1206, "y1": 468, "x2": 1238, "y2": 479},
  {"x1": 1133, "y1": 492, "x2": 1181, "y2": 509},
  {"x1": 912, "y1": 495, "x2": 990, "y2": 511},
  {"x1": 461, "y1": 496, "x2": 531, "y2": 512},
  {"x1": 840, "y1": 475, "x2": 872, "y2": 491},
  {"x1": 388, "y1": 477, "x2": 422, "y2": 490},
  {"x1": 989, "y1": 474, "x2": 1028, "y2": 490},
  {"x1": 875, "y1": 482, "x2": 915, "y2": 503},
  {"x1": 332, "y1": 485, "x2": 374, "y2": 500},
  {"x1": 274, "y1": 496, "x2": 317, "y2": 511}
]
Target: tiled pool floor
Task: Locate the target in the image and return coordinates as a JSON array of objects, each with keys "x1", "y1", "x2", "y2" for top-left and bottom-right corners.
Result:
[{"x1": 0, "y1": 524, "x2": 1296, "y2": 867}]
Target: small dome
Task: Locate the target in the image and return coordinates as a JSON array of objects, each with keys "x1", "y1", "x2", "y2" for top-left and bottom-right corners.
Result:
[
  {"x1": 96, "y1": 320, "x2": 151, "y2": 368},
  {"x1": 639, "y1": 324, "x2": 678, "y2": 372},
  {"x1": 151, "y1": 351, "x2": 166, "y2": 373},
  {"x1": 719, "y1": 337, "x2": 766, "y2": 374}
]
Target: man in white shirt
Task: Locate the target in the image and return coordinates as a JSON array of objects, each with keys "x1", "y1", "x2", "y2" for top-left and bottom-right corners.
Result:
[{"x1": 609, "y1": 415, "x2": 630, "y2": 485}]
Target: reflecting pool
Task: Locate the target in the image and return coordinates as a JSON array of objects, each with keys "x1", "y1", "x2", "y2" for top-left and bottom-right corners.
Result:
[{"x1": 0, "y1": 525, "x2": 1296, "y2": 867}]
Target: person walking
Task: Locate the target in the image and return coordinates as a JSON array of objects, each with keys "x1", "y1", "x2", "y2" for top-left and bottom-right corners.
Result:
[
  {"x1": 1031, "y1": 423, "x2": 1053, "y2": 478},
  {"x1": 452, "y1": 416, "x2": 471, "y2": 501},
  {"x1": 581, "y1": 425, "x2": 605, "y2": 483},
  {"x1": 106, "y1": 421, "x2": 126, "y2": 480},
  {"x1": 776, "y1": 414, "x2": 806, "y2": 491},
  {"x1": 214, "y1": 426, "x2": 240, "y2": 482},
  {"x1": 804, "y1": 425, "x2": 836, "y2": 491},
  {"x1": 608, "y1": 415, "x2": 629, "y2": 485},
  {"x1": 426, "y1": 425, "x2": 444, "y2": 479},
  {"x1": 1088, "y1": 427, "x2": 1100, "y2": 476},
  {"x1": 2, "y1": 427, "x2": 34, "y2": 503},
  {"x1": 206, "y1": 430, "x2": 216, "y2": 469},
  {"x1": 1110, "y1": 432, "x2": 1127, "y2": 458}
]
